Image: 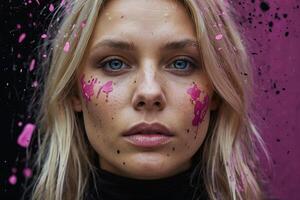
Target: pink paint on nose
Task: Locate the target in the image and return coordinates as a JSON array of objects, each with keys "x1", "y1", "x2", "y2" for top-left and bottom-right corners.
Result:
[
  {"x1": 187, "y1": 83, "x2": 210, "y2": 126},
  {"x1": 17, "y1": 123, "x2": 36, "y2": 148},
  {"x1": 80, "y1": 75, "x2": 97, "y2": 101}
]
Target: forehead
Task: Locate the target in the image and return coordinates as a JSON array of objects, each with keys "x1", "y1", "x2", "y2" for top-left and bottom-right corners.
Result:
[{"x1": 89, "y1": 0, "x2": 196, "y2": 48}]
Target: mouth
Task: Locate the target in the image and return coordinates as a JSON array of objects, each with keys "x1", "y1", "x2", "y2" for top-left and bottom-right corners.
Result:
[{"x1": 122, "y1": 122, "x2": 174, "y2": 147}]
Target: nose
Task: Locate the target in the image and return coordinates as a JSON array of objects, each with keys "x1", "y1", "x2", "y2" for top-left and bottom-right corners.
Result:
[{"x1": 132, "y1": 64, "x2": 166, "y2": 112}]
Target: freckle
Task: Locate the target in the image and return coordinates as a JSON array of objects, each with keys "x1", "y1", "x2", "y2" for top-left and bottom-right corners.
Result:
[
  {"x1": 112, "y1": 117, "x2": 114, "y2": 120},
  {"x1": 134, "y1": 80, "x2": 136, "y2": 83},
  {"x1": 117, "y1": 149, "x2": 120, "y2": 154},
  {"x1": 172, "y1": 147, "x2": 175, "y2": 151},
  {"x1": 167, "y1": 153, "x2": 170, "y2": 157},
  {"x1": 120, "y1": 15, "x2": 124, "y2": 19},
  {"x1": 122, "y1": 162, "x2": 126, "y2": 165},
  {"x1": 105, "y1": 99, "x2": 108, "y2": 102}
]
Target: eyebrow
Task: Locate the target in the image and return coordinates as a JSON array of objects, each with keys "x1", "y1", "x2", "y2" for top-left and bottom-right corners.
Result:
[{"x1": 91, "y1": 38, "x2": 199, "y2": 51}]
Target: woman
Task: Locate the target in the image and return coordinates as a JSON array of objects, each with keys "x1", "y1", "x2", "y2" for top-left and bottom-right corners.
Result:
[{"x1": 25, "y1": 0, "x2": 270, "y2": 199}]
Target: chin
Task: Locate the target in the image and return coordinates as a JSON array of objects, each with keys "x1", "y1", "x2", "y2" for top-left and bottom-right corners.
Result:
[{"x1": 123, "y1": 154, "x2": 180, "y2": 179}]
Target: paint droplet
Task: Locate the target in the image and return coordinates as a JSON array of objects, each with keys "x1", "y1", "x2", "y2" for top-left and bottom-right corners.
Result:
[
  {"x1": 18, "y1": 33, "x2": 26, "y2": 43},
  {"x1": 215, "y1": 34, "x2": 223, "y2": 40},
  {"x1": 260, "y1": 2, "x2": 270, "y2": 12},
  {"x1": 117, "y1": 150, "x2": 120, "y2": 154},
  {"x1": 41, "y1": 34, "x2": 47, "y2": 39},
  {"x1": 8, "y1": 175, "x2": 17, "y2": 185},
  {"x1": 49, "y1": 4, "x2": 55, "y2": 12},
  {"x1": 63, "y1": 41, "x2": 70, "y2": 52},
  {"x1": 101, "y1": 80, "x2": 113, "y2": 94},
  {"x1": 23, "y1": 168, "x2": 32, "y2": 178},
  {"x1": 80, "y1": 75, "x2": 97, "y2": 101},
  {"x1": 17, "y1": 123, "x2": 36, "y2": 148},
  {"x1": 29, "y1": 59, "x2": 36, "y2": 71}
]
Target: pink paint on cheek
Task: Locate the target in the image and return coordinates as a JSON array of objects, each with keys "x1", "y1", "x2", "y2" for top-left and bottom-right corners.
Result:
[
  {"x1": 101, "y1": 80, "x2": 113, "y2": 94},
  {"x1": 187, "y1": 83, "x2": 210, "y2": 127},
  {"x1": 192, "y1": 95, "x2": 209, "y2": 126},
  {"x1": 97, "y1": 80, "x2": 113, "y2": 98},
  {"x1": 80, "y1": 75, "x2": 97, "y2": 101},
  {"x1": 8, "y1": 175, "x2": 17, "y2": 185},
  {"x1": 187, "y1": 83, "x2": 201, "y2": 101}
]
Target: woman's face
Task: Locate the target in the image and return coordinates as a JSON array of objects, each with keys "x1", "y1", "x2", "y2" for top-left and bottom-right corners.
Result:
[{"x1": 73, "y1": 0, "x2": 217, "y2": 179}]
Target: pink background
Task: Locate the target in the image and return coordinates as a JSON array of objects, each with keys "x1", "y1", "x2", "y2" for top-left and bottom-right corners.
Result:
[{"x1": 234, "y1": 1, "x2": 300, "y2": 199}]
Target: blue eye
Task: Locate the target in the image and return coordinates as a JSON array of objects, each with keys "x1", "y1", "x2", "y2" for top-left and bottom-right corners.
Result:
[
  {"x1": 104, "y1": 59, "x2": 124, "y2": 70},
  {"x1": 171, "y1": 58, "x2": 195, "y2": 71}
]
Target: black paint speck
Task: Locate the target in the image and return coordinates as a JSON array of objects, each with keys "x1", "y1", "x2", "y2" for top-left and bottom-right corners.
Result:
[
  {"x1": 276, "y1": 90, "x2": 280, "y2": 95},
  {"x1": 285, "y1": 32, "x2": 289, "y2": 37},
  {"x1": 117, "y1": 149, "x2": 120, "y2": 154},
  {"x1": 276, "y1": 138, "x2": 281, "y2": 142},
  {"x1": 260, "y1": 2, "x2": 270, "y2": 12},
  {"x1": 268, "y1": 21, "x2": 273, "y2": 27},
  {"x1": 172, "y1": 147, "x2": 175, "y2": 151},
  {"x1": 122, "y1": 162, "x2": 126, "y2": 165},
  {"x1": 283, "y1": 13, "x2": 288, "y2": 18},
  {"x1": 187, "y1": 129, "x2": 190, "y2": 133}
]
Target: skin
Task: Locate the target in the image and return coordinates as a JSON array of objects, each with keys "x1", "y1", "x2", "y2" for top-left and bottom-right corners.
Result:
[{"x1": 72, "y1": 0, "x2": 218, "y2": 180}]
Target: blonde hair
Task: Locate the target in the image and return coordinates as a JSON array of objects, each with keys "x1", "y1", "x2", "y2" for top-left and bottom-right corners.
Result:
[{"x1": 25, "y1": 0, "x2": 270, "y2": 199}]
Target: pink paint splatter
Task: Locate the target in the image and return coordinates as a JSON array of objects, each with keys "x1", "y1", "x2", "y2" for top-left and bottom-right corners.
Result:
[
  {"x1": 97, "y1": 80, "x2": 113, "y2": 98},
  {"x1": 49, "y1": 4, "x2": 55, "y2": 12},
  {"x1": 18, "y1": 33, "x2": 26, "y2": 43},
  {"x1": 215, "y1": 34, "x2": 223, "y2": 40},
  {"x1": 192, "y1": 96, "x2": 209, "y2": 126},
  {"x1": 16, "y1": 24, "x2": 21, "y2": 29},
  {"x1": 101, "y1": 80, "x2": 113, "y2": 94},
  {"x1": 8, "y1": 175, "x2": 17, "y2": 185},
  {"x1": 17, "y1": 123, "x2": 36, "y2": 148},
  {"x1": 81, "y1": 19, "x2": 87, "y2": 28},
  {"x1": 32, "y1": 80, "x2": 38, "y2": 88},
  {"x1": 29, "y1": 59, "x2": 36, "y2": 71},
  {"x1": 187, "y1": 83, "x2": 201, "y2": 101},
  {"x1": 63, "y1": 41, "x2": 70, "y2": 52},
  {"x1": 18, "y1": 121, "x2": 23, "y2": 127},
  {"x1": 186, "y1": 83, "x2": 210, "y2": 127},
  {"x1": 41, "y1": 34, "x2": 47, "y2": 39},
  {"x1": 80, "y1": 75, "x2": 97, "y2": 101},
  {"x1": 23, "y1": 168, "x2": 32, "y2": 178}
]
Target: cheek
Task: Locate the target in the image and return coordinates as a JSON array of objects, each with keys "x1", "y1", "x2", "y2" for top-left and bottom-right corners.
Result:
[
  {"x1": 80, "y1": 74, "x2": 114, "y2": 103},
  {"x1": 186, "y1": 82, "x2": 210, "y2": 127}
]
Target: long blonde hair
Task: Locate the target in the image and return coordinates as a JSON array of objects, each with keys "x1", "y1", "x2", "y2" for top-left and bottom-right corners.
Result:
[{"x1": 25, "y1": 0, "x2": 270, "y2": 199}]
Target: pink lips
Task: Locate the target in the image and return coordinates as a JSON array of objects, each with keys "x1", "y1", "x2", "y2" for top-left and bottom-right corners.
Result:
[
  {"x1": 124, "y1": 133, "x2": 172, "y2": 147},
  {"x1": 122, "y1": 122, "x2": 174, "y2": 147}
]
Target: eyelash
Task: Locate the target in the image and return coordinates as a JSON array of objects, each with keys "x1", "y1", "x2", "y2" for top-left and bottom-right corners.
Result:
[{"x1": 97, "y1": 56, "x2": 197, "y2": 74}]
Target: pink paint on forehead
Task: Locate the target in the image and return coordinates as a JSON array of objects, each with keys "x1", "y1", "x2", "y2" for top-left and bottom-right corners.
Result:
[
  {"x1": 17, "y1": 123, "x2": 36, "y2": 148},
  {"x1": 80, "y1": 75, "x2": 97, "y2": 101}
]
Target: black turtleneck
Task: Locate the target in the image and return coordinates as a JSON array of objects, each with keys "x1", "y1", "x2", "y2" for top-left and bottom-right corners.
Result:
[{"x1": 85, "y1": 166, "x2": 208, "y2": 200}]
